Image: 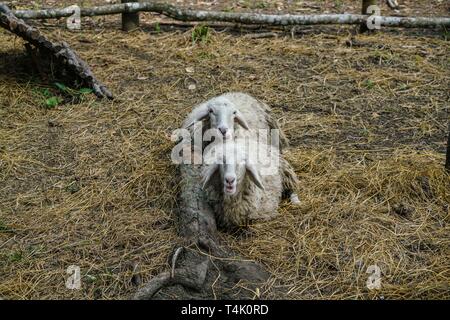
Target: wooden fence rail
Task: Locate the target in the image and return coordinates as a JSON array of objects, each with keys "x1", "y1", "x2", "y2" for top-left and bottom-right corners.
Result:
[{"x1": 11, "y1": 2, "x2": 450, "y2": 29}]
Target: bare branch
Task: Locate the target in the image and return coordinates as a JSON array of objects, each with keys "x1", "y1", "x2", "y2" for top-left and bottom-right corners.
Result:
[{"x1": 12, "y1": 2, "x2": 450, "y2": 28}]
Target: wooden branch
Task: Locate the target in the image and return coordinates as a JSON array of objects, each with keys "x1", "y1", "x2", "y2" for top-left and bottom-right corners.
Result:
[
  {"x1": 0, "y1": 4, "x2": 113, "y2": 99},
  {"x1": 12, "y1": 2, "x2": 450, "y2": 28}
]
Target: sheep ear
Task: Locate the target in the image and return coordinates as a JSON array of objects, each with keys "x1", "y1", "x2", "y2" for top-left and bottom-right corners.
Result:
[
  {"x1": 184, "y1": 107, "x2": 210, "y2": 128},
  {"x1": 245, "y1": 163, "x2": 265, "y2": 190},
  {"x1": 235, "y1": 111, "x2": 249, "y2": 130},
  {"x1": 202, "y1": 164, "x2": 219, "y2": 190}
]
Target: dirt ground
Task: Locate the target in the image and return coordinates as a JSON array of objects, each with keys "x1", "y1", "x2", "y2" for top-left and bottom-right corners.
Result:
[{"x1": 0, "y1": 1, "x2": 449, "y2": 299}]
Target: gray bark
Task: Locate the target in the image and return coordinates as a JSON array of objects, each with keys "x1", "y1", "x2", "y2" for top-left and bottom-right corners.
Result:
[{"x1": 12, "y1": 2, "x2": 450, "y2": 28}]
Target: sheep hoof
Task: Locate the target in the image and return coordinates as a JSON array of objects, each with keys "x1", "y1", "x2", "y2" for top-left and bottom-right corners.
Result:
[{"x1": 290, "y1": 193, "x2": 301, "y2": 205}]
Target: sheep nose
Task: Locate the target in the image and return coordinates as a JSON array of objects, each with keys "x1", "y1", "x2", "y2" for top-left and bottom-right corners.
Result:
[
  {"x1": 218, "y1": 126, "x2": 228, "y2": 136},
  {"x1": 225, "y1": 177, "x2": 235, "y2": 184}
]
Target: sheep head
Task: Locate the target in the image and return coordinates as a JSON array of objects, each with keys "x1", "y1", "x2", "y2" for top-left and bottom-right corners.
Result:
[
  {"x1": 185, "y1": 97, "x2": 249, "y2": 140},
  {"x1": 202, "y1": 142, "x2": 264, "y2": 196}
]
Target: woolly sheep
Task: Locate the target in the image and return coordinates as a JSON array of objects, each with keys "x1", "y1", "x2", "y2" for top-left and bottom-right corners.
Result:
[
  {"x1": 201, "y1": 137, "x2": 283, "y2": 227},
  {"x1": 182, "y1": 92, "x2": 288, "y2": 147},
  {"x1": 183, "y1": 92, "x2": 299, "y2": 204}
]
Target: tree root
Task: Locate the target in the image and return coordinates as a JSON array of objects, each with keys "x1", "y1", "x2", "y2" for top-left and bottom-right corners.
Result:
[
  {"x1": 133, "y1": 162, "x2": 270, "y2": 300},
  {"x1": 134, "y1": 258, "x2": 209, "y2": 300}
]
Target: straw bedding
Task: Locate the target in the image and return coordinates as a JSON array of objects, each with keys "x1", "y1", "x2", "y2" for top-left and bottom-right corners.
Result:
[{"x1": 0, "y1": 0, "x2": 449, "y2": 299}]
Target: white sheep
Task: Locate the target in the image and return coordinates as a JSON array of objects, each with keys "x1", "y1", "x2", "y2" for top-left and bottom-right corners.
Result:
[
  {"x1": 183, "y1": 92, "x2": 300, "y2": 204},
  {"x1": 201, "y1": 137, "x2": 284, "y2": 227},
  {"x1": 183, "y1": 92, "x2": 288, "y2": 147}
]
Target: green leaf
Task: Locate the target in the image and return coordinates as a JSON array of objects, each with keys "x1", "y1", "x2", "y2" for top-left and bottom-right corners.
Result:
[
  {"x1": 78, "y1": 88, "x2": 93, "y2": 94},
  {"x1": 54, "y1": 82, "x2": 68, "y2": 92},
  {"x1": 45, "y1": 96, "x2": 61, "y2": 108},
  {"x1": 42, "y1": 88, "x2": 52, "y2": 98}
]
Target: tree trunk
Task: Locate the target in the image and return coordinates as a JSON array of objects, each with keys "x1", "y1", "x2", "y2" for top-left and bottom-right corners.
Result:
[{"x1": 121, "y1": 0, "x2": 139, "y2": 31}]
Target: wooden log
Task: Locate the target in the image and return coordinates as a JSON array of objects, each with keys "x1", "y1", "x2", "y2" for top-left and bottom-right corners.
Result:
[
  {"x1": 0, "y1": 4, "x2": 113, "y2": 99},
  {"x1": 11, "y1": 2, "x2": 450, "y2": 29},
  {"x1": 121, "y1": 0, "x2": 139, "y2": 31}
]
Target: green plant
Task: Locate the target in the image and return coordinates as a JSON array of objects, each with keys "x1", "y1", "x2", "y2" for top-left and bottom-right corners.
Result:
[
  {"x1": 0, "y1": 220, "x2": 11, "y2": 233},
  {"x1": 255, "y1": 2, "x2": 268, "y2": 9},
  {"x1": 154, "y1": 22, "x2": 160, "y2": 33},
  {"x1": 363, "y1": 79, "x2": 375, "y2": 89},
  {"x1": 192, "y1": 25, "x2": 210, "y2": 44},
  {"x1": 8, "y1": 251, "x2": 23, "y2": 263},
  {"x1": 34, "y1": 83, "x2": 93, "y2": 109},
  {"x1": 443, "y1": 26, "x2": 449, "y2": 41}
]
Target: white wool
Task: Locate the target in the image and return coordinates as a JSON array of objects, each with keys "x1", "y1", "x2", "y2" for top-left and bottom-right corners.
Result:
[{"x1": 202, "y1": 139, "x2": 282, "y2": 227}]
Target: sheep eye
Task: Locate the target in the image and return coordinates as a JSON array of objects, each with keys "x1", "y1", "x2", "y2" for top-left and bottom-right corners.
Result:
[
  {"x1": 209, "y1": 109, "x2": 214, "y2": 114},
  {"x1": 233, "y1": 111, "x2": 237, "y2": 115}
]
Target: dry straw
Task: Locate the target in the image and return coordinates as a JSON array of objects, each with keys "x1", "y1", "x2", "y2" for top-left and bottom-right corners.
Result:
[{"x1": 0, "y1": 12, "x2": 449, "y2": 299}]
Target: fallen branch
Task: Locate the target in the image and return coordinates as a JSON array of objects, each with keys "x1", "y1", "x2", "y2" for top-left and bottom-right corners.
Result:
[
  {"x1": 0, "y1": 4, "x2": 113, "y2": 99},
  {"x1": 12, "y1": 2, "x2": 450, "y2": 28}
]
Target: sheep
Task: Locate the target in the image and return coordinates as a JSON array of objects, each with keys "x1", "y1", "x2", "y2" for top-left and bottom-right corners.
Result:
[
  {"x1": 183, "y1": 92, "x2": 300, "y2": 204},
  {"x1": 182, "y1": 92, "x2": 288, "y2": 147},
  {"x1": 201, "y1": 137, "x2": 284, "y2": 227}
]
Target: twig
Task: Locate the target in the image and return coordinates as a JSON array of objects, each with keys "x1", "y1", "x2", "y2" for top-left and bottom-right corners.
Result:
[{"x1": 171, "y1": 246, "x2": 183, "y2": 278}]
